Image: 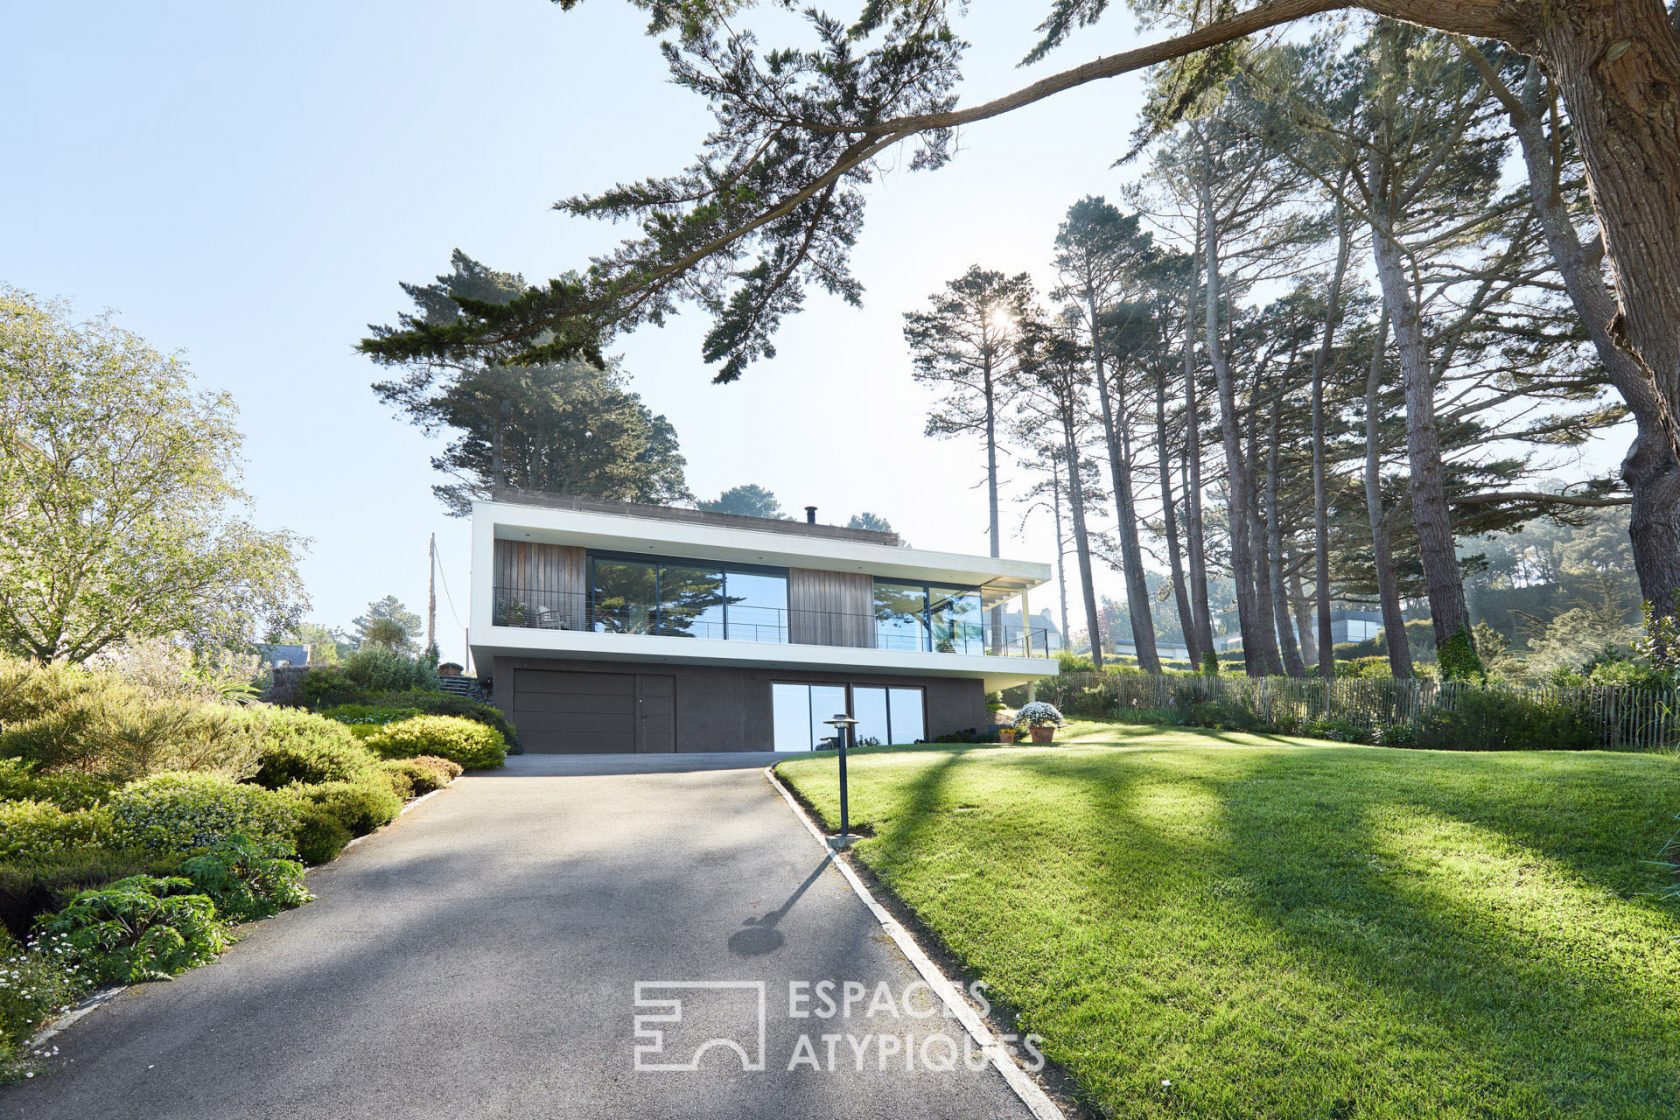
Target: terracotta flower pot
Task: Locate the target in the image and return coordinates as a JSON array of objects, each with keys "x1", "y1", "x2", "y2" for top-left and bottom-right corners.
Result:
[
  {"x1": 1030, "y1": 726, "x2": 1055, "y2": 744},
  {"x1": 998, "y1": 728, "x2": 1017, "y2": 744}
]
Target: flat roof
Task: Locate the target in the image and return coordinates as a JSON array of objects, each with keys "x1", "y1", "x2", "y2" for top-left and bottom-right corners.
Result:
[
  {"x1": 476, "y1": 497, "x2": 1049, "y2": 593},
  {"x1": 491, "y1": 488, "x2": 899, "y2": 546}
]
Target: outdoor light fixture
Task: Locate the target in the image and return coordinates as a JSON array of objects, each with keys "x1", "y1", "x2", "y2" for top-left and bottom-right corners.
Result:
[{"x1": 822, "y1": 712, "x2": 859, "y2": 849}]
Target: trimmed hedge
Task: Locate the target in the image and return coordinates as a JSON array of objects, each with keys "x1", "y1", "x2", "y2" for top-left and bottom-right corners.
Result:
[
  {"x1": 322, "y1": 691, "x2": 518, "y2": 751},
  {"x1": 377, "y1": 755, "x2": 462, "y2": 799},
  {"x1": 109, "y1": 773, "x2": 296, "y2": 857},
  {"x1": 362, "y1": 715, "x2": 506, "y2": 770},
  {"x1": 284, "y1": 778, "x2": 402, "y2": 837},
  {"x1": 288, "y1": 805, "x2": 352, "y2": 865},
  {"x1": 245, "y1": 709, "x2": 379, "y2": 789}
]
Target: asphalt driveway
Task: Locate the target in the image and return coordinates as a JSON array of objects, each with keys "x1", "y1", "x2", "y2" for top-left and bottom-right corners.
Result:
[{"x1": 2, "y1": 754, "x2": 1036, "y2": 1119}]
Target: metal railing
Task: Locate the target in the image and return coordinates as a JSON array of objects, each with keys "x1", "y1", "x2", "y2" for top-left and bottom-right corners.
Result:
[{"x1": 490, "y1": 586, "x2": 1057, "y2": 658}]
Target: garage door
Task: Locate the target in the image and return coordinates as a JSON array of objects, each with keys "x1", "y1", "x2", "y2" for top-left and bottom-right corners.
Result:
[{"x1": 511, "y1": 669, "x2": 675, "y2": 754}]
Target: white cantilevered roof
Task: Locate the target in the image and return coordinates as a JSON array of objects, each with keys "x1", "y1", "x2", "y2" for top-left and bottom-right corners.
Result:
[{"x1": 475, "y1": 499, "x2": 1050, "y2": 593}]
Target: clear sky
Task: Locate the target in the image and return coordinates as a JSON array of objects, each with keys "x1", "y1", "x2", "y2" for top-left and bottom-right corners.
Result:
[{"x1": 2, "y1": 3, "x2": 1623, "y2": 662}]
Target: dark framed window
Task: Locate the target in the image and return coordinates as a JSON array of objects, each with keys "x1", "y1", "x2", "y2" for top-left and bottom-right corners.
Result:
[
  {"x1": 872, "y1": 579, "x2": 985, "y2": 654},
  {"x1": 589, "y1": 553, "x2": 788, "y2": 643},
  {"x1": 771, "y1": 682, "x2": 926, "y2": 751}
]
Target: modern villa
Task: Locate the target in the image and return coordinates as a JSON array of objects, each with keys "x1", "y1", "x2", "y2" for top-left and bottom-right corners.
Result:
[{"x1": 468, "y1": 491, "x2": 1059, "y2": 753}]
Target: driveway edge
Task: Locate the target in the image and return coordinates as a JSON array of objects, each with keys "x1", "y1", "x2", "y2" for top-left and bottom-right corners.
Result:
[
  {"x1": 762, "y1": 766, "x2": 1067, "y2": 1120},
  {"x1": 22, "y1": 776, "x2": 460, "y2": 1058}
]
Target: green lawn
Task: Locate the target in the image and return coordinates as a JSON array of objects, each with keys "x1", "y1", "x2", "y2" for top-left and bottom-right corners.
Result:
[{"x1": 776, "y1": 723, "x2": 1680, "y2": 1119}]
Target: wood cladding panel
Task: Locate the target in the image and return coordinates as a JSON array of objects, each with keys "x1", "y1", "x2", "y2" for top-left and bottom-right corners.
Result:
[
  {"x1": 493, "y1": 541, "x2": 587, "y2": 630},
  {"x1": 787, "y1": 568, "x2": 873, "y2": 648}
]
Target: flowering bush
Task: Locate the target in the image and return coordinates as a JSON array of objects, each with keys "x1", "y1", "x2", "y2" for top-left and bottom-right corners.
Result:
[
  {"x1": 0, "y1": 927, "x2": 84, "y2": 1083},
  {"x1": 0, "y1": 801, "x2": 114, "y2": 862},
  {"x1": 33, "y1": 876, "x2": 227, "y2": 986},
  {"x1": 1013, "y1": 701, "x2": 1066, "y2": 729},
  {"x1": 108, "y1": 773, "x2": 296, "y2": 857},
  {"x1": 362, "y1": 715, "x2": 506, "y2": 770},
  {"x1": 179, "y1": 836, "x2": 311, "y2": 922}
]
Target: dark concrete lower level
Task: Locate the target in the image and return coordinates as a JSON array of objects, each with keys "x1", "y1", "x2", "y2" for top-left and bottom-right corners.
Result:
[{"x1": 490, "y1": 656, "x2": 989, "y2": 754}]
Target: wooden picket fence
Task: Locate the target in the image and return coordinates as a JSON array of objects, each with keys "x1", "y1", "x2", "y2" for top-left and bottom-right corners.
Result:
[{"x1": 1037, "y1": 672, "x2": 1680, "y2": 751}]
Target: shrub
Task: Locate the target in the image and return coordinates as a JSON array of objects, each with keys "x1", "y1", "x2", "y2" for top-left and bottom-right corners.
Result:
[
  {"x1": 0, "y1": 926, "x2": 84, "y2": 1083},
  {"x1": 178, "y1": 836, "x2": 311, "y2": 922},
  {"x1": 0, "y1": 658, "x2": 262, "y2": 783},
  {"x1": 376, "y1": 761, "x2": 415, "y2": 799},
  {"x1": 244, "y1": 708, "x2": 378, "y2": 789},
  {"x1": 319, "y1": 703, "x2": 422, "y2": 728},
  {"x1": 1437, "y1": 627, "x2": 1485, "y2": 682},
  {"x1": 0, "y1": 849, "x2": 177, "y2": 943},
  {"x1": 295, "y1": 648, "x2": 439, "y2": 709},
  {"x1": 285, "y1": 777, "x2": 402, "y2": 837},
  {"x1": 1056, "y1": 651, "x2": 1098, "y2": 675},
  {"x1": 362, "y1": 715, "x2": 506, "y2": 770},
  {"x1": 288, "y1": 805, "x2": 353, "y2": 865},
  {"x1": 109, "y1": 773, "x2": 296, "y2": 857},
  {"x1": 390, "y1": 755, "x2": 462, "y2": 795},
  {"x1": 33, "y1": 876, "x2": 226, "y2": 985},
  {"x1": 364, "y1": 690, "x2": 519, "y2": 749},
  {"x1": 1407, "y1": 687, "x2": 1597, "y2": 750},
  {"x1": 0, "y1": 759, "x2": 115, "y2": 811},
  {"x1": 0, "y1": 802, "x2": 114, "y2": 862}
]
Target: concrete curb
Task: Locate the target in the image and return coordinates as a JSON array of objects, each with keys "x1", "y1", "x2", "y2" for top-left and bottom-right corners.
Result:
[
  {"x1": 762, "y1": 765, "x2": 1067, "y2": 1120},
  {"x1": 21, "y1": 777, "x2": 459, "y2": 1059}
]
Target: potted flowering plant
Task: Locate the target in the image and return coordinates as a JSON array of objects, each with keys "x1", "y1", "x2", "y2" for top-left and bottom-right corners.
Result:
[
  {"x1": 1014, "y1": 701, "x2": 1066, "y2": 745},
  {"x1": 993, "y1": 707, "x2": 1018, "y2": 744}
]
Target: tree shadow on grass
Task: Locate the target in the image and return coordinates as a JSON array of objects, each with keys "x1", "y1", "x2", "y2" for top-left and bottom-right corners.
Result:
[{"x1": 1012, "y1": 746, "x2": 1680, "y2": 1116}]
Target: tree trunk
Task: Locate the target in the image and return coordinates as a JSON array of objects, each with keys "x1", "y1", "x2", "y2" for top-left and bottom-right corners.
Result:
[
  {"x1": 1363, "y1": 313, "x2": 1415, "y2": 678},
  {"x1": 1181, "y1": 258, "x2": 1215, "y2": 664},
  {"x1": 984, "y1": 359, "x2": 1005, "y2": 654},
  {"x1": 1061, "y1": 427, "x2": 1105, "y2": 668},
  {"x1": 1309, "y1": 200, "x2": 1350, "y2": 677},
  {"x1": 1156, "y1": 355, "x2": 1197, "y2": 666},
  {"x1": 1504, "y1": 51, "x2": 1680, "y2": 638},
  {"x1": 1087, "y1": 293, "x2": 1161, "y2": 672},
  {"x1": 1199, "y1": 171, "x2": 1284, "y2": 676},
  {"x1": 1050, "y1": 455, "x2": 1073, "y2": 654},
  {"x1": 1367, "y1": 189, "x2": 1474, "y2": 654},
  {"x1": 1263, "y1": 397, "x2": 1306, "y2": 676},
  {"x1": 1245, "y1": 366, "x2": 1289, "y2": 674},
  {"x1": 1286, "y1": 544, "x2": 1318, "y2": 667}
]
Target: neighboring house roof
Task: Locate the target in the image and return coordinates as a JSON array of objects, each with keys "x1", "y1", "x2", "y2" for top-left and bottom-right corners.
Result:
[{"x1": 258, "y1": 643, "x2": 310, "y2": 667}]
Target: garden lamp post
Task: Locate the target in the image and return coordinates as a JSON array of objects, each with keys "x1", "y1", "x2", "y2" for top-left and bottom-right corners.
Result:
[{"x1": 823, "y1": 713, "x2": 858, "y2": 849}]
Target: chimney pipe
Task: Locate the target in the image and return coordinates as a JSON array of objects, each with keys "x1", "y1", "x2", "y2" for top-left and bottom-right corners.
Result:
[{"x1": 804, "y1": 505, "x2": 817, "y2": 524}]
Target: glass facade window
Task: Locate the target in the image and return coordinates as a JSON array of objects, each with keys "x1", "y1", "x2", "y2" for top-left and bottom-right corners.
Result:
[
  {"x1": 929, "y1": 587, "x2": 983, "y2": 655},
  {"x1": 874, "y1": 581, "x2": 929, "y2": 652},
  {"x1": 655, "y1": 564, "x2": 726, "y2": 638},
  {"x1": 590, "y1": 554, "x2": 788, "y2": 643},
  {"x1": 873, "y1": 579, "x2": 985, "y2": 654},
  {"x1": 592, "y1": 559, "x2": 657, "y2": 634},
  {"x1": 724, "y1": 570, "x2": 790, "y2": 643},
  {"x1": 775, "y1": 683, "x2": 926, "y2": 751}
]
